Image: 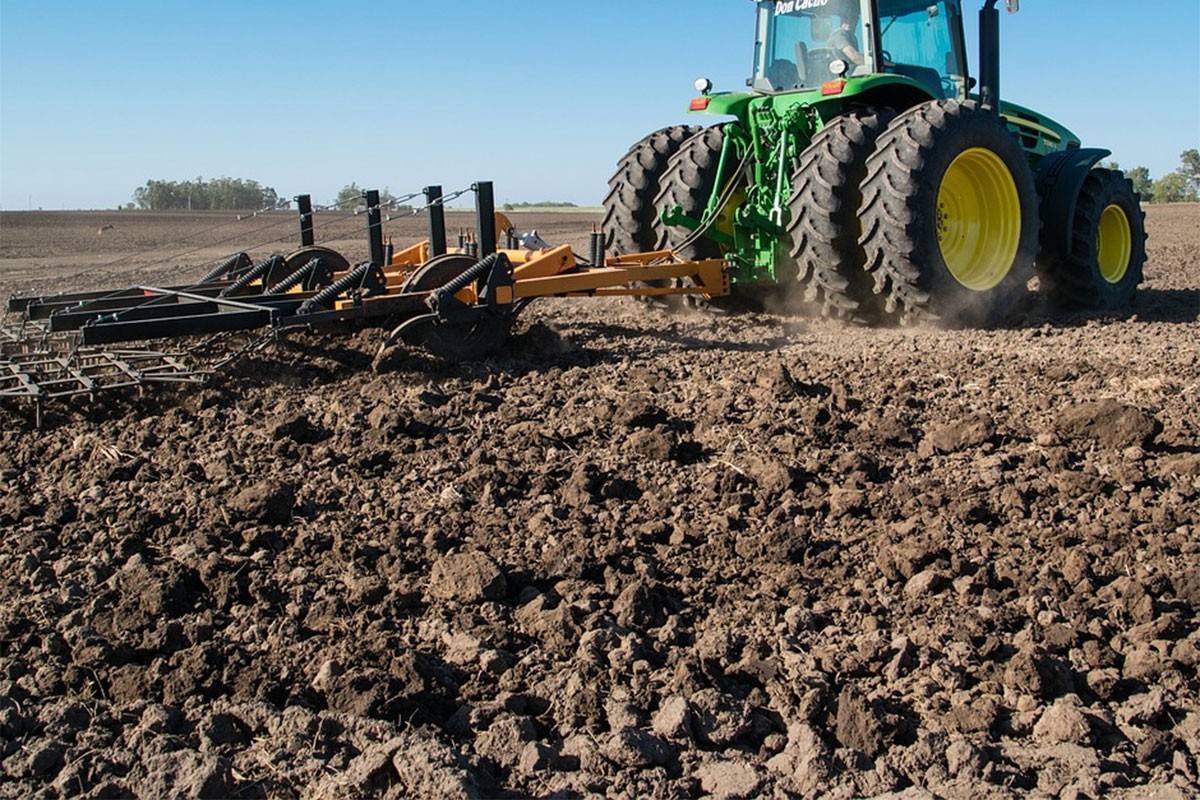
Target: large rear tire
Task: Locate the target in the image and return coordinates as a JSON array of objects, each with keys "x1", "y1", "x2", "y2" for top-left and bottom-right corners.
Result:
[
  {"x1": 603, "y1": 126, "x2": 701, "y2": 256},
  {"x1": 860, "y1": 99, "x2": 1040, "y2": 327},
  {"x1": 787, "y1": 107, "x2": 895, "y2": 323},
  {"x1": 652, "y1": 126, "x2": 728, "y2": 262},
  {"x1": 1037, "y1": 168, "x2": 1146, "y2": 310}
]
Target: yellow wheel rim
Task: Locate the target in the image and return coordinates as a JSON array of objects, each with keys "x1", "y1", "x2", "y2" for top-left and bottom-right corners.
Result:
[
  {"x1": 936, "y1": 147, "x2": 1021, "y2": 291},
  {"x1": 717, "y1": 187, "x2": 745, "y2": 242},
  {"x1": 1097, "y1": 203, "x2": 1132, "y2": 284}
]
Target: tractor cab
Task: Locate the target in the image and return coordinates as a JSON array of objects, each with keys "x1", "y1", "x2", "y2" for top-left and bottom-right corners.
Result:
[{"x1": 751, "y1": 0, "x2": 970, "y2": 100}]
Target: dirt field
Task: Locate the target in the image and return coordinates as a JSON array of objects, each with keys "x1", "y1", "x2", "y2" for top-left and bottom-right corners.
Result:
[{"x1": 1, "y1": 205, "x2": 1198, "y2": 799}]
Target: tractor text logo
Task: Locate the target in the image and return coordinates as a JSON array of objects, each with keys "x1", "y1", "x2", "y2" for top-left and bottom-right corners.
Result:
[{"x1": 775, "y1": 0, "x2": 831, "y2": 15}]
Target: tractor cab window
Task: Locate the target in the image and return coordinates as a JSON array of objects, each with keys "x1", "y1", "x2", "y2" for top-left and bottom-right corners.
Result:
[
  {"x1": 752, "y1": 1, "x2": 872, "y2": 93},
  {"x1": 877, "y1": 0, "x2": 968, "y2": 99}
]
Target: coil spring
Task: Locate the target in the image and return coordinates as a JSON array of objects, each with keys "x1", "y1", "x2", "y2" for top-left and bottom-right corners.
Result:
[
  {"x1": 298, "y1": 262, "x2": 376, "y2": 314},
  {"x1": 198, "y1": 252, "x2": 251, "y2": 285},
  {"x1": 218, "y1": 255, "x2": 283, "y2": 298},
  {"x1": 433, "y1": 254, "x2": 498, "y2": 302},
  {"x1": 266, "y1": 258, "x2": 323, "y2": 296},
  {"x1": 589, "y1": 231, "x2": 605, "y2": 268}
]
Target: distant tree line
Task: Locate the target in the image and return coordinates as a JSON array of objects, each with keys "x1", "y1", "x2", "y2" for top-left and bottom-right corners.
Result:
[
  {"x1": 502, "y1": 201, "x2": 578, "y2": 211},
  {"x1": 132, "y1": 177, "x2": 285, "y2": 211},
  {"x1": 335, "y1": 183, "x2": 401, "y2": 210},
  {"x1": 1110, "y1": 149, "x2": 1200, "y2": 204}
]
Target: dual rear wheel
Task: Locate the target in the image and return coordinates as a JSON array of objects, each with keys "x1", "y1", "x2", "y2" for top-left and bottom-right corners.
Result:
[
  {"x1": 1036, "y1": 168, "x2": 1146, "y2": 310},
  {"x1": 857, "y1": 98, "x2": 1041, "y2": 326},
  {"x1": 604, "y1": 99, "x2": 1144, "y2": 328},
  {"x1": 602, "y1": 125, "x2": 701, "y2": 257},
  {"x1": 787, "y1": 106, "x2": 895, "y2": 323}
]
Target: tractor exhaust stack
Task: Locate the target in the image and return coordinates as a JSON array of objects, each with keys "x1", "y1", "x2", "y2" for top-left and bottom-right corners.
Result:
[{"x1": 978, "y1": 0, "x2": 1001, "y2": 112}]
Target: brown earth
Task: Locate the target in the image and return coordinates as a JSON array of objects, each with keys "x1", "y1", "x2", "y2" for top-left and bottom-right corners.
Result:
[{"x1": 0, "y1": 205, "x2": 1198, "y2": 799}]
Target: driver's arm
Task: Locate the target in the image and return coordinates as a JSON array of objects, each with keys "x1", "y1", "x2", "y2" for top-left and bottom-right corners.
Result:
[{"x1": 830, "y1": 29, "x2": 865, "y2": 66}]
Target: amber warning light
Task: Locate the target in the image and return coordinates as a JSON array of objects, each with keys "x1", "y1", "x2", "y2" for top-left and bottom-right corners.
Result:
[{"x1": 690, "y1": 97, "x2": 712, "y2": 110}]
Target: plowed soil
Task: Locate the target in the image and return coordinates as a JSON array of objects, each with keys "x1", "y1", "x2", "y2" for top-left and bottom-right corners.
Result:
[{"x1": 1, "y1": 205, "x2": 1198, "y2": 799}]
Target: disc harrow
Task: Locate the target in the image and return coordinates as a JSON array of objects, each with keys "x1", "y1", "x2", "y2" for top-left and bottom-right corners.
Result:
[{"x1": 3, "y1": 182, "x2": 730, "y2": 422}]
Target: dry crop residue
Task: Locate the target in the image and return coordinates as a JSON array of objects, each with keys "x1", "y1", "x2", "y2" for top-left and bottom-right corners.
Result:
[{"x1": 1, "y1": 206, "x2": 1198, "y2": 798}]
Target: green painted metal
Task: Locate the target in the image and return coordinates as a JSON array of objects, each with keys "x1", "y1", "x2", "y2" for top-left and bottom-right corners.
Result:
[
  {"x1": 662, "y1": 5, "x2": 1082, "y2": 289},
  {"x1": 665, "y1": 0, "x2": 975, "y2": 287},
  {"x1": 670, "y1": 94, "x2": 1080, "y2": 288},
  {"x1": 694, "y1": 74, "x2": 938, "y2": 125},
  {"x1": 996, "y1": 99, "x2": 1081, "y2": 160},
  {"x1": 672, "y1": 75, "x2": 943, "y2": 286}
]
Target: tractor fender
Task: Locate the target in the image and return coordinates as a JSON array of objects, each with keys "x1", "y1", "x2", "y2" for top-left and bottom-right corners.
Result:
[{"x1": 1034, "y1": 147, "x2": 1110, "y2": 262}]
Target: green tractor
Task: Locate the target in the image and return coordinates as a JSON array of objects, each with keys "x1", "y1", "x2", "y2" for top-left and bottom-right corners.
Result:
[{"x1": 603, "y1": 0, "x2": 1147, "y2": 326}]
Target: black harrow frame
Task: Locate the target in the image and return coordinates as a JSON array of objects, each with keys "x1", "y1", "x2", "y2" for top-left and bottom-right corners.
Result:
[{"x1": 3, "y1": 182, "x2": 730, "y2": 424}]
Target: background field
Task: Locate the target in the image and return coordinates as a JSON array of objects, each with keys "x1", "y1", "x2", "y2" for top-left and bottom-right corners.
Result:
[{"x1": 0, "y1": 206, "x2": 1197, "y2": 798}]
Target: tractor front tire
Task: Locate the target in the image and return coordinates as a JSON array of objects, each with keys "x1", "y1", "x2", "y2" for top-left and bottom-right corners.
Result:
[
  {"x1": 603, "y1": 126, "x2": 701, "y2": 257},
  {"x1": 860, "y1": 99, "x2": 1040, "y2": 327},
  {"x1": 787, "y1": 107, "x2": 895, "y2": 323},
  {"x1": 1038, "y1": 168, "x2": 1146, "y2": 310}
]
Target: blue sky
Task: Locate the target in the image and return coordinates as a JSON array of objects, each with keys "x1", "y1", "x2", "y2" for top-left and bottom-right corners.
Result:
[{"x1": 1, "y1": 0, "x2": 1197, "y2": 210}]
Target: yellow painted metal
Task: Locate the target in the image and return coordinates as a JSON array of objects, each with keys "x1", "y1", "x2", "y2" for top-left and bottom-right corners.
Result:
[
  {"x1": 510, "y1": 245, "x2": 576, "y2": 280},
  {"x1": 353, "y1": 241, "x2": 729, "y2": 314},
  {"x1": 384, "y1": 242, "x2": 430, "y2": 288},
  {"x1": 374, "y1": 243, "x2": 579, "y2": 303},
  {"x1": 511, "y1": 257, "x2": 729, "y2": 300},
  {"x1": 606, "y1": 250, "x2": 677, "y2": 265},
  {"x1": 494, "y1": 212, "x2": 516, "y2": 236},
  {"x1": 717, "y1": 188, "x2": 745, "y2": 240},
  {"x1": 936, "y1": 147, "x2": 1021, "y2": 291},
  {"x1": 389, "y1": 240, "x2": 429, "y2": 268},
  {"x1": 1096, "y1": 203, "x2": 1132, "y2": 284}
]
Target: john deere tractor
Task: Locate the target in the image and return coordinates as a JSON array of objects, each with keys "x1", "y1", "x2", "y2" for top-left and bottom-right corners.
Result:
[{"x1": 603, "y1": 0, "x2": 1147, "y2": 325}]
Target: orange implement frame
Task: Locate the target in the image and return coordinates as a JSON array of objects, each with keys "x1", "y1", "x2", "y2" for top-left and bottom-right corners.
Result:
[
  {"x1": 334, "y1": 240, "x2": 730, "y2": 313},
  {"x1": 509, "y1": 249, "x2": 729, "y2": 300}
]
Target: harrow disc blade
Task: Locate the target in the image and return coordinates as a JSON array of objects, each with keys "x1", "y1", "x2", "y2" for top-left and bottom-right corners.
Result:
[
  {"x1": 390, "y1": 254, "x2": 510, "y2": 362},
  {"x1": 399, "y1": 315, "x2": 511, "y2": 363}
]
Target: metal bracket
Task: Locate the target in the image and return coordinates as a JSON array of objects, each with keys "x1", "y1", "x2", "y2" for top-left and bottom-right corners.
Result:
[
  {"x1": 660, "y1": 206, "x2": 735, "y2": 248},
  {"x1": 426, "y1": 253, "x2": 515, "y2": 324}
]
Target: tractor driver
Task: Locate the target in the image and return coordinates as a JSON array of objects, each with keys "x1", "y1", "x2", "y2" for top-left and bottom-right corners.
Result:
[{"x1": 827, "y1": 0, "x2": 865, "y2": 68}]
